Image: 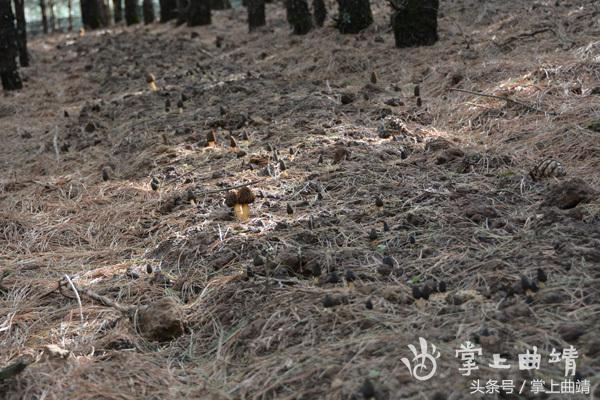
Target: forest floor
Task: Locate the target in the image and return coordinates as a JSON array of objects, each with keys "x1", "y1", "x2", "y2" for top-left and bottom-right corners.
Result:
[{"x1": 1, "y1": 0, "x2": 600, "y2": 399}]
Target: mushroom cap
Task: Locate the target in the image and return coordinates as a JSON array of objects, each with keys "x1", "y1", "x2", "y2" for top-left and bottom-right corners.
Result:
[
  {"x1": 238, "y1": 187, "x2": 255, "y2": 204},
  {"x1": 207, "y1": 130, "x2": 216, "y2": 143},
  {"x1": 225, "y1": 190, "x2": 239, "y2": 207},
  {"x1": 146, "y1": 73, "x2": 156, "y2": 83}
]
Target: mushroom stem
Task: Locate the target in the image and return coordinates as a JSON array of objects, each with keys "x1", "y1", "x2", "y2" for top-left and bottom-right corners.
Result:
[
  {"x1": 234, "y1": 204, "x2": 250, "y2": 221},
  {"x1": 149, "y1": 81, "x2": 158, "y2": 92}
]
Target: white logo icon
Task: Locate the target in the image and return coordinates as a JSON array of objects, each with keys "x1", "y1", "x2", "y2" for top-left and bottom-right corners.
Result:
[{"x1": 401, "y1": 337, "x2": 441, "y2": 381}]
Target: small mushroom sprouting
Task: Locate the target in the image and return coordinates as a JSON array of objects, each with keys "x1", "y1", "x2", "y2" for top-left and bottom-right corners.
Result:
[
  {"x1": 206, "y1": 130, "x2": 217, "y2": 147},
  {"x1": 225, "y1": 186, "x2": 255, "y2": 221},
  {"x1": 146, "y1": 73, "x2": 158, "y2": 92},
  {"x1": 150, "y1": 177, "x2": 159, "y2": 191}
]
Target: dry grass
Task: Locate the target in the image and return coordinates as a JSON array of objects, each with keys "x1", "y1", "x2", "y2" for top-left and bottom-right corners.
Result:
[{"x1": 1, "y1": 0, "x2": 599, "y2": 399}]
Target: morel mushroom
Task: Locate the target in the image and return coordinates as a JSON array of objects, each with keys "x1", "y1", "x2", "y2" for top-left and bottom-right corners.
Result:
[
  {"x1": 225, "y1": 186, "x2": 256, "y2": 221},
  {"x1": 146, "y1": 73, "x2": 158, "y2": 92}
]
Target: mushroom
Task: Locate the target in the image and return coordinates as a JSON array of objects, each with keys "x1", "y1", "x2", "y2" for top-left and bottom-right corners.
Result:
[
  {"x1": 206, "y1": 130, "x2": 217, "y2": 147},
  {"x1": 225, "y1": 186, "x2": 255, "y2": 221},
  {"x1": 150, "y1": 176, "x2": 159, "y2": 191},
  {"x1": 146, "y1": 73, "x2": 158, "y2": 92}
]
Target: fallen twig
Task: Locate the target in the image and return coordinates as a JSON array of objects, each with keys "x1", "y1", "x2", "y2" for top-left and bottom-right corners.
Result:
[
  {"x1": 59, "y1": 279, "x2": 133, "y2": 316},
  {"x1": 63, "y1": 275, "x2": 85, "y2": 328},
  {"x1": 449, "y1": 88, "x2": 555, "y2": 115}
]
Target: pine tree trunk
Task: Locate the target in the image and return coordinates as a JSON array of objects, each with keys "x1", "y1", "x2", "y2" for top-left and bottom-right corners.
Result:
[
  {"x1": 0, "y1": 0, "x2": 23, "y2": 91},
  {"x1": 175, "y1": 0, "x2": 188, "y2": 25},
  {"x1": 209, "y1": 0, "x2": 229, "y2": 10},
  {"x1": 247, "y1": 0, "x2": 264, "y2": 31},
  {"x1": 12, "y1": 0, "x2": 28, "y2": 66},
  {"x1": 124, "y1": 0, "x2": 140, "y2": 24},
  {"x1": 67, "y1": 0, "x2": 73, "y2": 30},
  {"x1": 39, "y1": 0, "x2": 48, "y2": 33},
  {"x1": 187, "y1": 0, "x2": 210, "y2": 26},
  {"x1": 113, "y1": 0, "x2": 122, "y2": 22},
  {"x1": 286, "y1": 0, "x2": 312, "y2": 35},
  {"x1": 391, "y1": 0, "x2": 438, "y2": 48},
  {"x1": 158, "y1": 0, "x2": 176, "y2": 22},
  {"x1": 81, "y1": 0, "x2": 107, "y2": 28},
  {"x1": 312, "y1": 0, "x2": 325, "y2": 27},
  {"x1": 48, "y1": 0, "x2": 56, "y2": 31},
  {"x1": 143, "y1": 0, "x2": 155, "y2": 23},
  {"x1": 100, "y1": 0, "x2": 110, "y2": 26},
  {"x1": 335, "y1": 0, "x2": 371, "y2": 33}
]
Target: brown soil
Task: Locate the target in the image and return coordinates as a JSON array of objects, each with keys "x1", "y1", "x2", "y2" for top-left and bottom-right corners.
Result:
[{"x1": 1, "y1": 0, "x2": 599, "y2": 399}]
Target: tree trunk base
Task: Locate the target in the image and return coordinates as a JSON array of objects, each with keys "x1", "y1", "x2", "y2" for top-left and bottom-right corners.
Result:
[
  {"x1": 312, "y1": 0, "x2": 326, "y2": 27},
  {"x1": 143, "y1": 0, "x2": 155, "y2": 23},
  {"x1": 159, "y1": 0, "x2": 177, "y2": 22},
  {"x1": 391, "y1": 0, "x2": 439, "y2": 48},
  {"x1": 247, "y1": 0, "x2": 265, "y2": 31},
  {"x1": 188, "y1": 0, "x2": 211, "y2": 26},
  {"x1": 335, "y1": 0, "x2": 372, "y2": 34},
  {"x1": 1, "y1": 71, "x2": 23, "y2": 91},
  {"x1": 286, "y1": 0, "x2": 312, "y2": 35},
  {"x1": 210, "y1": 0, "x2": 231, "y2": 10}
]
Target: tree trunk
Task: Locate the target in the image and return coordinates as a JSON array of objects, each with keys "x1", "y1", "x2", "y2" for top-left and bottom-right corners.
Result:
[
  {"x1": 175, "y1": 0, "x2": 188, "y2": 25},
  {"x1": 81, "y1": 0, "x2": 107, "y2": 29},
  {"x1": 187, "y1": 0, "x2": 210, "y2": 26},
  {"x1": 0, "y1": 0, "x2": 23, "y2": 90},
  {"x1": 39, "y1": 0, "x2": 48, "y2": 33},
  {"x1": 158, "y1": 0, "x2": 176, "y2": 22},
  {"x1": 209, "y1": 0, "x2": 229, "y2": 10},
  {"x1": 142, "y1": 0, "x2": 155, "y2": 23},
  {"x1": 286, "y1": 0, "x2": 312, "y2": 35},
  {"x1": 335, "y1": 0, "x2": 371, "y2": 33},
  {"x1": 312, "y1": 0, "x2": 325, "y2": 27},
  {"x1": 67, "y1": 0, "x2": 73, "y2": 30},
  {"x1": 391, "y1": 0, "x2": 438, "y2": 48},
  {"x1": 113, "y1": 0, "x2": 122, "y2": 22},
  {"x1": 12, "y1": 0, "x2": 28, "y2": 66},
  {"x1": 67, "y1": 0, "x2": 73, "y2": 32},
  {"x1": 100, "y1": 0, "x2": 110, "y2": 26},
  {"x1": 247, "y1": 0, "x2": 264, "y2": 31},
  {"x1": 48, "y1": 0, "x2": 56, "y2": 31},
  {"x1": 124, "y1": 0, "x2": 140, "y2": 24}
]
